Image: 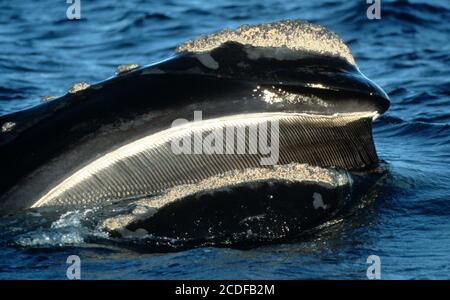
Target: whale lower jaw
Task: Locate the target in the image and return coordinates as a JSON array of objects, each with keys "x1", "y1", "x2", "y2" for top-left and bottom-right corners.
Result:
[
  {"x1": 101, "y1": 163, "x2": 351, "y2": 244},
  {"x1": 23, "y1": 111, "x2": 379, "y2": 211}
]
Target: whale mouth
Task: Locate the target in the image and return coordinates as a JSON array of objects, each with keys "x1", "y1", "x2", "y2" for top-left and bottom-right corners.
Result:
[
  {"x1": 0, "y1": 18, "x2": 390, "y2": 250},
  {"x1": 28, "y1": 111, "x2": 378, "y2": 210}
]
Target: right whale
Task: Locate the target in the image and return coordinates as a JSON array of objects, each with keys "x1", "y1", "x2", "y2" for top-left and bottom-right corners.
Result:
[{"x1": 0, "y1": 21, "x2": 389, "y2": 247}]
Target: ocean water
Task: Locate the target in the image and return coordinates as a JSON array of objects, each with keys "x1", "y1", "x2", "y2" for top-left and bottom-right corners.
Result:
[{"x1": 0, "y1": 0, "x2": 449, "y2": 279}]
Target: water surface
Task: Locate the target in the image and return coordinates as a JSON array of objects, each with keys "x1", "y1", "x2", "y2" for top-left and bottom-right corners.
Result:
[{"x1": 0, "y1": 0, "x2": 449, "y2": 279}]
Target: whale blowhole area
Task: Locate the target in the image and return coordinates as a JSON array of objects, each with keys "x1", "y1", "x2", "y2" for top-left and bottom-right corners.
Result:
[{"x1": 176, "y1": 20, "x2": 356, "y2": 65}]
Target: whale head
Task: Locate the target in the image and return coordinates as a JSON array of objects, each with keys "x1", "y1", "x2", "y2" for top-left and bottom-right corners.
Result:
[{"x1": 0, "y1": 20, "x2": 390, "y2": 249}]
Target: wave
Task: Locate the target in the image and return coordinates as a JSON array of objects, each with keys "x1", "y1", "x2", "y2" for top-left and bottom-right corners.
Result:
[{"x1": 375, "y1": 115, "x2": 450, "y2": 143}]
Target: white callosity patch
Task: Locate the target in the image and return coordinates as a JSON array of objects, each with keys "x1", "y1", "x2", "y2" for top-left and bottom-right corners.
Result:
[
  {"x1": 116, "y1": 64, "x2": 140, "y2": 75},
  {"x1": 1, "y1": 122, "x2": 16, "y2": 133},
  {"x1": 312, "y1": 192, "x2": 327, "y2": 210},
  {"x1": 177, "y1": 20, "x2": 355, "y2": 65},
  {"x1": 69, "y1": 82, "x2": 90, "y2": 94}
]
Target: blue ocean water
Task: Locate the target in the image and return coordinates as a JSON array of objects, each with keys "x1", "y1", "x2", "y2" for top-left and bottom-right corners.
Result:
[{"x1": 0, "y1": 0, "x2": 449, "y2": 279}]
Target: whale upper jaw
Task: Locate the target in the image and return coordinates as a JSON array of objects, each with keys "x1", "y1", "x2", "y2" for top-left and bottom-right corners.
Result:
[
  {"x1": 146, "y1": 40, "x2": 390, "y2": 115},
  {"x1": 173, "y1": 19, "x2": 390, "y2": 114}
]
